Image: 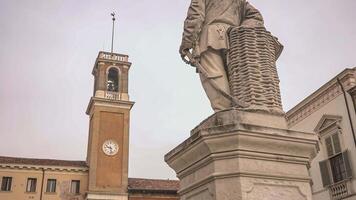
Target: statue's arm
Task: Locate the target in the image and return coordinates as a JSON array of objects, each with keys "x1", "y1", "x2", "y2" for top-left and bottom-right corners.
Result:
[
  {"x1": 181, "y1": 0, "x2": 205, "y2": 50},
  {"x1": 241, "y1": 1, "x2": 264, "y2": 27}
]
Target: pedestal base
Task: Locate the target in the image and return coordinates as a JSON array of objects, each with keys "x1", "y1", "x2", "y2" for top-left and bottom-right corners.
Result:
[{"x1": 165, "y1": 109, "x2": 319, "y2": 200}]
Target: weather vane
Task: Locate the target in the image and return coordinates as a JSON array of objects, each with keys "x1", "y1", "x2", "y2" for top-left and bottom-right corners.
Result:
[{"x1": 111, "y1": 12, "x2": 116, "y2": 53}]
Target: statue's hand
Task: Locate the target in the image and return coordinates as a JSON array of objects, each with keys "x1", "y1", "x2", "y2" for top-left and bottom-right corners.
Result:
[{"x1": 179, "y1": 41, "x2": 193, "y2": 65}]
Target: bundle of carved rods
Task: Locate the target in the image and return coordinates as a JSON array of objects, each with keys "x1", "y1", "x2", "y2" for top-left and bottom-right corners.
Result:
[{"x1": 227, "y1": 26, "x2": 284, "y2": 114}]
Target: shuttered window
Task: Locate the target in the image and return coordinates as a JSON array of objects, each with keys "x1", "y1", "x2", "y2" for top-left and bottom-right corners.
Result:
[
  {"x1": 325, "y1": 137, "x2": 334, "y2": 157},
  {"x1": 46, "y1": 179, "x2": 56, "y2": 193},
  {"x1": 343, "y1": 151, "x2": 353, "y2": 179},
  {"x1": 330, "y1": 154, "x2": 347, "y2": 183},
  {"x1": 26, "y1": 178, "x2": 37, "y2": 192},
  {"x1": 320, "y1": 150, "x2": 353, "y2": 187},
  {"x1": 1, "y1": 177, "x2": 12, "y2": 191},
  {"x1": 325, "y1": 134, "x2": 342, "y2": 157},
  {"x1": 71, "y1": 180, "x2": 80, "y2": 194},
  {"x1": 319, "y1": 160, "x2": 331, "y2": 187},
  {"x1": 332, "y1": 134, "x2": 341, "y2": 154}
]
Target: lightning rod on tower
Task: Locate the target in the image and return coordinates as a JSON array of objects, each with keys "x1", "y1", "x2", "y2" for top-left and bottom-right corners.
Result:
[{"x1": 111, "y1": 12, "x2": 116, "y2": 53}]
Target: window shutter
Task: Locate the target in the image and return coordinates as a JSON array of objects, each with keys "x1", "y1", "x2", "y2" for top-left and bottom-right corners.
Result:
[
  {"x1": 319, "y1": 160, "x2": 331, "y2": 187},
  {"x1": 332, "y1": 134, "x2": 341, "y2": 154},
  {"x1": 342, "y1": 150, "x2": 353, "y2": 179},
  {"x1": 325, "y1": 136, "x2": 334, "y2": 157},
  {"x1": 7, "y1": 177, "x2": 12, "y2": 191},
  {"x1": 0, "y1": 178, "x2": 4, "y2": 191}
]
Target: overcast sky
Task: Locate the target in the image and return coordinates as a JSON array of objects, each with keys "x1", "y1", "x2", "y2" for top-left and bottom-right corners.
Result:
[{"x1": 0, "y1": 0, "x2": 355, "y2": 180}]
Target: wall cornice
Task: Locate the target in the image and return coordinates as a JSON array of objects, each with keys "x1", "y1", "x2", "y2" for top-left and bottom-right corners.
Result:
[
  {"x1": 286, "y1": 68, "x2": 356, "y2": 127},
  {"x1": 0, "y1": 163, "x2": 88, "y2": 173}
]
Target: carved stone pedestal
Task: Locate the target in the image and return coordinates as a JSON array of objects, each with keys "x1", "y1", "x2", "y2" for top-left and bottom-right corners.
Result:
[{"x1": 165, "y1": 109, "x2": 319, "y2": 200}]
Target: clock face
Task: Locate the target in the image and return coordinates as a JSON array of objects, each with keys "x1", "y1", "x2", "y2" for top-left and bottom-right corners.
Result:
[{"x1": 102, "y1": 140, "x2": 119, "y2": 156}]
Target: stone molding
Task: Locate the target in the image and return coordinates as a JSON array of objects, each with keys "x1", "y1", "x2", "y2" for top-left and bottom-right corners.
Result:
[
  {"x1": 177, "y1": 150, "x2": 312, "y2": 180},
  {"x1": 166, "y1": 110, "x2": 317, "y2": 165},
  {"x1": 313, "y1": 114, "x2": 342, "y2": 138},
  {"x1": 92, "y1": 52, "x2": 131, "y2": 76},
  {"x1": 286, "y1": 68, "x2": 356, "y2": 127},
  {"x1": 348, "y1": 85, "x2": 356, "y2": 96},
  {"x1": 0, "y1": 163, "x2": 88, "y2": 173},
  {"x1": 86, "y1": 97, "x2": 135, "y2": 116}
]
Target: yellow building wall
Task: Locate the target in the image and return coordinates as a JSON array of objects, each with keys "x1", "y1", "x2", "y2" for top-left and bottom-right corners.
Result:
[{"x1": 0, "y1": 167, "x2": 88, "y2": 200}]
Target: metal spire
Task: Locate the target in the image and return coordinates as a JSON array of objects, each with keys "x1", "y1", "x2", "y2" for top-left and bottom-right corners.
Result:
[{"x1": 111, "y1": 12, "x2": 116, "y2": 53}]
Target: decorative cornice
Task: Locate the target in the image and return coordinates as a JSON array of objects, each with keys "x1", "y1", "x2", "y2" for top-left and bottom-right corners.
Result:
[
  {"x1": 314, "y1": 115, "x2": 342, "y2": 133},
  {"x1": 286, "y1": 68, "x2": 356, "y2": 127},
  {"x1": 0, "y1": 164, "x2": 88, "y2": 173},
  {"x1": 92, "y1": 51, "x2": 132, "y2": 75},
  {"x1": 348, "y1": 85, "x2": 356, "y2": 96},
  {"x1": 86, "y1": 97, "x2": 135, "y2": 115}
]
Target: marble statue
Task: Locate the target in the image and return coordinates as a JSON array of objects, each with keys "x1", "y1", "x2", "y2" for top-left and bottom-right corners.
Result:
[
  {"x1": 167, "y1": 2, "x2": 319, "y2": 200},
  {"x1": 179, "y1": 0, "x2": 284, "y2": 114}
]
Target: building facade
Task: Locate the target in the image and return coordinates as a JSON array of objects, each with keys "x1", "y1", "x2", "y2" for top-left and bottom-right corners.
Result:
[
  {"x1": 287, "y1": 68, "x2": 356, "y2": 200},
  {"x1": 0, "y1": 51, "x2": 179, "y2": 200}
]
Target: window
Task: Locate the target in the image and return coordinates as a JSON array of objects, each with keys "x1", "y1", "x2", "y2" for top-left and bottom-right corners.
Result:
[
  {"x1": 107, "y1": 68, "x2": 119, "y2": 92},
  {"x1": 320, "y1": 133, "x2": 353, "y2": 187},
  {"x1": 71, "y1": 180, "x2": 80, "y2": 194},
  {"x1": 319, "y1": 151, "x2": 352, "y2": 186},
  {"x1": 330, "y1": 154, "x2": 347, "y2": 183},
  {"x1": 325, "y1": 134, "x2": 341, "y2": 157},
  {"x1": 315, "y1": 115, "x2": 353, "y2": 187},
  {"x1": 1, "y1": 177, "x2": 12, "y2": 191},
  {"x1": 26, "y1": 178, "x2": 37, "y2": 192},
  {"x1": 46, "y1": 179, "x2": 56, "y2": 193}
]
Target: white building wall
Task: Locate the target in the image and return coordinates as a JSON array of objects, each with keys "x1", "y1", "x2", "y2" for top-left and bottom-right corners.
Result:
[{"x1": 290, "y1": 94, "x2": 356, "y2": 200}]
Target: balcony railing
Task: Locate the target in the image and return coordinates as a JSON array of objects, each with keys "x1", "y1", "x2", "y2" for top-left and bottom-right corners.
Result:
[
  {"x1": 105, "y1": 91, "x2": 121, "y2": 100},
  {"x1": 98, "y1": 51, "x2": 128, "y2": 62},
  {"x1": 329, "y1": 179, "x2": 351, "y2": 200}
]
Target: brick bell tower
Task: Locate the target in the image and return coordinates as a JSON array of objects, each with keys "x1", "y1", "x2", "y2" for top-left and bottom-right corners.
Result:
[{"x1": 85, "y1": 51, "x2": 134, "y2": 200}]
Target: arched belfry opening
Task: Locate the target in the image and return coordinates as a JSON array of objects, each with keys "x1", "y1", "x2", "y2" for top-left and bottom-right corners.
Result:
[
  {"x1": 107, "y1": 67, "x2": 119, "y2": 92},
  {"x1": 91, "y1": 52, "x2": 130, "y2": 101}
]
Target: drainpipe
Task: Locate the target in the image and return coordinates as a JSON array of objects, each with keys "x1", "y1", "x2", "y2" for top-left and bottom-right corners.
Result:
[
  {"x1": 337, "y1": 78, "x2": 356, "y2": 148},
  {"x1": 348, "y1": 87, "x2": 356, "y2": 115},
  {"x1": 40, "y1": 168, "x2": 45, "y2": 200}
]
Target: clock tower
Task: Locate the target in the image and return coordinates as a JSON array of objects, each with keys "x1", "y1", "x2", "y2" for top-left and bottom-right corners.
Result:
[{"x1": 86, "y1": 51, "x2": 134, "y2": 200}]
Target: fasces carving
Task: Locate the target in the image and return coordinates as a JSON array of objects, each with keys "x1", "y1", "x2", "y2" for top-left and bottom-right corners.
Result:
[{"x1": 228, "y1": 26, "x2": 283, "y2": 114}]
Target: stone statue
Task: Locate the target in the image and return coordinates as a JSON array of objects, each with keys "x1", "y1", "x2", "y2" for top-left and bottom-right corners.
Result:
[
  {"x1": 179, "y1": 0, "x2": 284, "y2": 114},
  {"x1": 167, "y1": 3, "x2": 318, "y2": 200}
]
